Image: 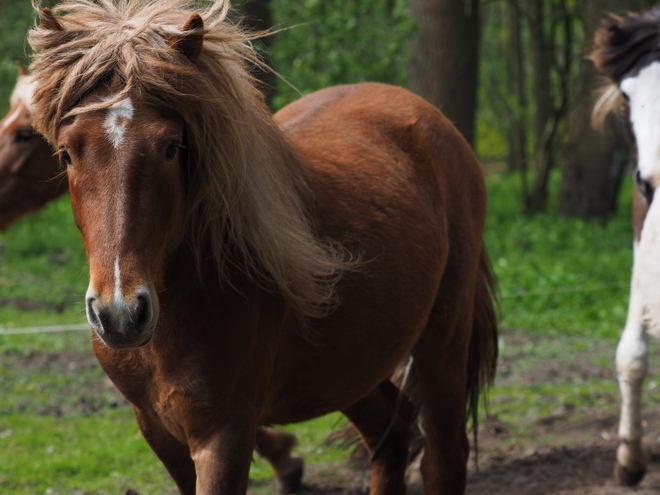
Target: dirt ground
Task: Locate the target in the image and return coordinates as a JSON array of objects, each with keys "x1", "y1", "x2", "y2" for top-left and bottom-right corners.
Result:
[
  {"x1": 247, "y1": 329, "x2": 660, "y2": 494},
  {"x1": 11, "y1": 329, "x2": 660, "y2": 494},
  {"x1": 273, "y1": 410, "x2": 660, "y2": 495},
  {"x1": 243, "y1": 408, "x2": 660, "y2": 495}
]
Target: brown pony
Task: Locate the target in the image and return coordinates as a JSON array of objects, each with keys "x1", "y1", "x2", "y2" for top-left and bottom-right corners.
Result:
[
  {"x1": 0, "y1": 66, "x2": 66, "y2": 230},
  {"x1": 592, "y1": 7, "x2": 660, "y2": 487},
  {"x1": 28, "y1": 1, "x2": 498, "y2": 494},
  {"x1": 0, "y1": 63, "x2": 306, "y2": 494}
]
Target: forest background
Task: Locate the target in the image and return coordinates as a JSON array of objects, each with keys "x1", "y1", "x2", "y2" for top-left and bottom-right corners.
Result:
[{"x1": 0, "y1": 0, "x2": 654, "y2": 218}]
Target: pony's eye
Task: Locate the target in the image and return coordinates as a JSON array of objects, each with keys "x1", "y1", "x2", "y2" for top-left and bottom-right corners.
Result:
[
  {"x1": 165, "y1": 144, "x2": 179, "y2": 161},
  {"x1": 15, "y1": 130, "x2": 34, "y2": 143},
  {"x1": 59, "y1": 149, "x2": 73, "y2": 167},
  {"x1": 636, "y1": 169, "x2": 654, "y2": 204},
  {"x1": 621, "y1": 91, "x2": 630, "y2": 102}
]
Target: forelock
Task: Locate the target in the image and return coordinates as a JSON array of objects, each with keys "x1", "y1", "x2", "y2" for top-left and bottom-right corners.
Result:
[
  {"x1": 27, "y1": 0, "x2": 259, "y2": 145},
  {"x1": 592, "y1": 6, "x2": 660, "y2": 82}
]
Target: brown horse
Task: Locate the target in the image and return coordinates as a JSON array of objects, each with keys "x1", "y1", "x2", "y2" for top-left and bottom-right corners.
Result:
[
  {"x1": 0, "y1": 65, "x2": 67, "y2": 230},
  {"x1": 592, "y1": 6, "x2": 660, "y2": 487},
  {"x1": 0, "y1": 83, "x2": 418, "y2": 489},
  {"x1": 28, "y1": 1, "x2": 498, "y2": 494},
  {"x1": 0, "y1": 64, "x2": 305, "y2": 494}
]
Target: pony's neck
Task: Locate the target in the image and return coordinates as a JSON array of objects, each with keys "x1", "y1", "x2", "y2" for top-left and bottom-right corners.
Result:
[{"x1": 186, "y1": 93, "x2": 344, "y2": 320}]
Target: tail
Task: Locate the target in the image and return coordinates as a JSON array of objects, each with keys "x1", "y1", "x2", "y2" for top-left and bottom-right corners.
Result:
[{"x1": 466, "y1": 247, "x2": 499, "y2": 448}]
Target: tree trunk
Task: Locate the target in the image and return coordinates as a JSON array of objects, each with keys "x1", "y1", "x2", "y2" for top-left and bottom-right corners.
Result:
[
  {"x1": 523, "y1": 0, "x2": 573, "y2": 213},
  {"x1": 506, "y1": 0, "x2": 528, "y2": 184},
  {"x1": 408, "y1": 0, "x2": 481, "y2": 147},
  {"x1": 528, "y1": 0, "x2": 550, "y2": 144},
  {"x1": 236, "y1": 0, "x2": 275, "y2": 106},
  {"x1": 558, "y1": 0, "x2": 643, "y2": 219}
]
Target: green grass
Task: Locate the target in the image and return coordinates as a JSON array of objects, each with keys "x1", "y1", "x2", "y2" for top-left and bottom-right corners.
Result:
[
  {"x1": 486, "y1": 170, "x2": 634, "y2": 340},
  {"x1": 0, "y1": 195, "x2": 88, "y2": 333},
  {"x1": 0, "y1": 169, "x2": 641, "y2": 492},
  {"x1": 0, "y1": 408, "x2": 349, "y2": 494},
  {"x1": 0, "y1": 411, "x2": 177, "y2": 495}
]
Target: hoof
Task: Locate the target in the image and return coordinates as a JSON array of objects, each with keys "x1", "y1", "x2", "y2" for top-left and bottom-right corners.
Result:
[
  {"x1": 277, "y1": 458, "x2": 304, "y2": 493},
  {"x1": 614, "y1": 461, "x2": 646, "y2": 486}
]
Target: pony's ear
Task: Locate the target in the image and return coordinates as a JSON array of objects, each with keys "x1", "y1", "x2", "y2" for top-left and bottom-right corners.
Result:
[
  {"x1": 169, "y1": 13, "x2": 204, "y2": 62},
  {"x1": 39, "y1": 8, "x2": 63, "y2": 32},
  {"x1": 15, "y1": 61, "x2": 28, "y2": 76}
]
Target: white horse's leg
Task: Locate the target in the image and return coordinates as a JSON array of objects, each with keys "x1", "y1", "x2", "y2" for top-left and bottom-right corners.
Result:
[{"x1": 615, "y1": 273, "x2": 649, "y2": 486}]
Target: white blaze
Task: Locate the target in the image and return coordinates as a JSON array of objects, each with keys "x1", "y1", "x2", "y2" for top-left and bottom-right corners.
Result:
[
  {"x1": 114, "y1": 257, "x2": 122, "y2": 304},
  {"x1": 103, "y1": 97, "x2": 134, "y2": 149},
  {"x1": 621, "y1": 61, "x2": 660, "y2": 183},
  {"x1": 2, "y1": 107, "x2": 21, "y2": 129}
]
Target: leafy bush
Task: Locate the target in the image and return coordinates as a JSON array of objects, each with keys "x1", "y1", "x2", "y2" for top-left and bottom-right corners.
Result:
[
  {"x1": 486, "y1": 170, "x2": 634, "y2": 340},
  {"x1": 269, "y1": 0, "x2": 415, "y2": 110}
]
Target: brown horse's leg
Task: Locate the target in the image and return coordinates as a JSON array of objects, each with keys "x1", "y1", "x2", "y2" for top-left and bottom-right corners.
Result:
[
  {"x1": 189, "y1": 422, "x2": 256, "y2": 495},
  {"x1": 341, "y1": 380, "x2": 413, "y2": 495},
  {"x1": 133, "y1": 408, "x2": 197, "y2": 495},
  {"x1": 412, "y1": 317, "x2": 471, "y2": 495},
  {"x1": 255, "y1": 427, "x2": 304, "y2": 493}
]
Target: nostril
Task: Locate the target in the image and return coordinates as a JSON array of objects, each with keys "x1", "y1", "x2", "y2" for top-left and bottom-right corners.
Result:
[
  {"x1": 86, "y1": 297, "x2": 103, "y2": 333},
  {"x1": 135, "y1": 293, "x2": 152, "y2": 330}
]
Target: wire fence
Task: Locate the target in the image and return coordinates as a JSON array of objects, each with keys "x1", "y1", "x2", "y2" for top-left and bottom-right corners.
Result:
[
  {"x1": 0, "y1": 282, "x2": 632, "y2": 335},
  {"x1": 0, "y1": 323, "x2": 89, "y2": 336},
  {"x1": 500, "y1": 281, "x2": 629, "y2": 299}
]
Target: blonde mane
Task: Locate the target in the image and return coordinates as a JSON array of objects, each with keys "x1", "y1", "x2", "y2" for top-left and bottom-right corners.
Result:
[
  {"x1": 28, "y1": 0, "x2": 352, "y2": 319},
  {"x1": 591, "y1": 81, "x2": 626, "y2": 131}
]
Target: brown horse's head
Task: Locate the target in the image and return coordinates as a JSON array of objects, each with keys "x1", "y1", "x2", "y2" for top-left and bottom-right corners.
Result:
[
  {"x1": 0, "y1": 68, "x2": 65, "y2": 230},
  {"x1": 29, "y1": 5, "x2": 210, "y2": 348},
  {"x1": 29, "y1": 1, "x2": 349, "y2": 348},
  {"x1": 58, "y1": 96, "x2": 186, "y2": 348}
]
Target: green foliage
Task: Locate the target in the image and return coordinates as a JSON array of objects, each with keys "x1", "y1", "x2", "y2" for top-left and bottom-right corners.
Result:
[
  {"x1": 0, "y1": 2, "x2": 39, "y2": 115},
  {"x1": 269, "y1": 0, "x2": 415, "y2": 110},
  {"x1": 486, "y1": 170, "x2": 633, "y2": 340},
  {"x1": 0, "y1": 195, "x2": 88, "y2": 334},
  {"x1": 0, "y1": 402, "x2": 347, "y2": 494},
  {"x1": 0, "y1": 411, "x2": 177, "y2": 495}
]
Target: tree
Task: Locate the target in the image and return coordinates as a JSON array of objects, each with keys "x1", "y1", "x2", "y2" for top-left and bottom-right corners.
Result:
[
  {"x1": 235, "y1": 0, "x2": 275, "y2": 106},
  {"x1": 523, "y1": 0, "x2": 574, "y2": 213},
  {"x1": 558, "y1": 0, "x2": 650, "y2": 220},
  {"x1": 408, "y1": 0, "x2": 481, "y2": 147},
  {"x1": 478, "y1": 0, "x2": 577, "y2": 213}
]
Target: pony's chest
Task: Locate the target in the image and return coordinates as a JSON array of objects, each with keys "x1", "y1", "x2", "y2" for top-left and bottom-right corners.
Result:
[{"x1": 153, "y1": 386, "x2": 190, "y2": 443}]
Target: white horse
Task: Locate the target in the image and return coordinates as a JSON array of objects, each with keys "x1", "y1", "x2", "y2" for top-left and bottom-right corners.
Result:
[{"x1": 592, "y1": 6, "x2": 660, "y2": 486}]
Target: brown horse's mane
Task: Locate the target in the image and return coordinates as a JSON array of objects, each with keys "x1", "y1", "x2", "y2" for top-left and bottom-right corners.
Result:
[
  {"x1": 28, "y1": 0, "x2": 352, "y2": 318},
  {"x1": 591, "y1": 8, "x2": 660, "y2": 129}
]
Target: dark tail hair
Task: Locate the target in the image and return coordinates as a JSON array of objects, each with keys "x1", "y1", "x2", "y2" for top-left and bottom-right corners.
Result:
[{"x1": 466, "y1": 247, "x2": 499, "y2": 450}]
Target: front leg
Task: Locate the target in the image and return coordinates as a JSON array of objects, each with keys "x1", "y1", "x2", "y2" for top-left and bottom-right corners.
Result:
[
  {"x1": 189, "y1": 421, "x2": 257, "y2": 495},
  {"x1": 615, "y1": 276, "x2": 649, "y2": 486},
  {"x1": 133, "y1": 407, "x2": 197, "y2": 495}
]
